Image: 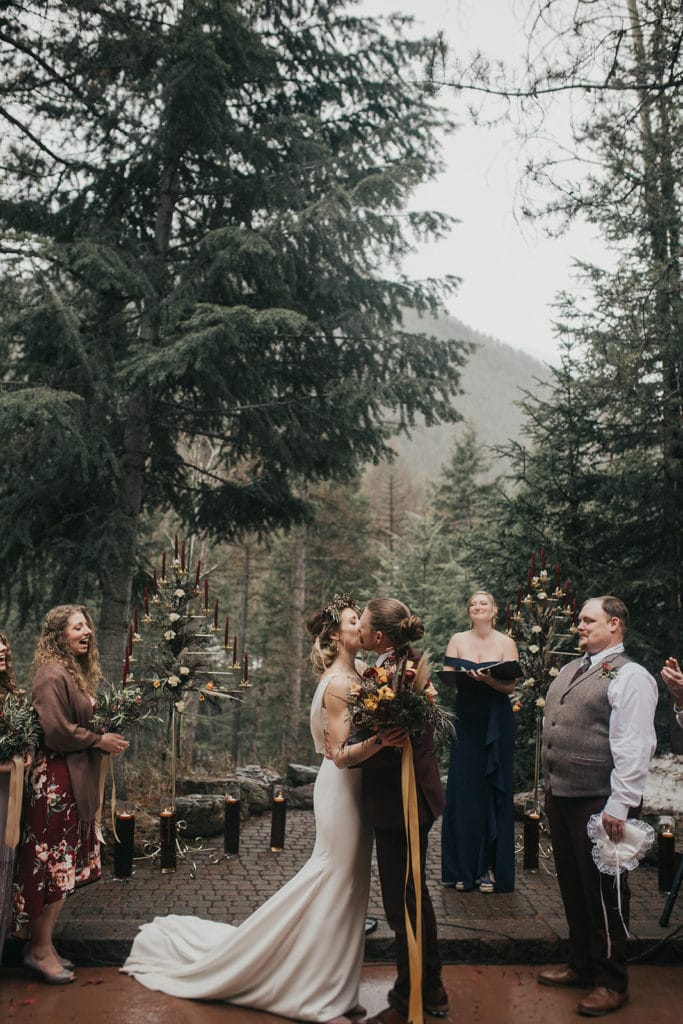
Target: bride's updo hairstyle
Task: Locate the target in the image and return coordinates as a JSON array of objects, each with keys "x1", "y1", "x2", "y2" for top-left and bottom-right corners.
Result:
[
  {"x1": 364, "y1": 598, "x2": 424, "y2": 654},
  {"x1": 306, "y1": 593, "x2": 358, "y2": 676}
]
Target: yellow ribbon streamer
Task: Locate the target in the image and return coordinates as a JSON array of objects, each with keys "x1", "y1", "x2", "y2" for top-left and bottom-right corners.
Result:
[
  {"x1": 4, "y1": 755, "x2": 25, "y2": 848},
  {"x1": 401, "y1": 738, "x2": 424, "y2": 1024}
]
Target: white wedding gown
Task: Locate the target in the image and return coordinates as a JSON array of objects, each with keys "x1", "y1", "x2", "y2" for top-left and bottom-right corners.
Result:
[{"x1": 122, "y1": 672, "x2": 373, "y2": 1021}]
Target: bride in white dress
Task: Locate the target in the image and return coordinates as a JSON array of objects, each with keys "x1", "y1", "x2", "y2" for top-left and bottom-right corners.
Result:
[{"x1": 123, "y1": 595, "x2": 405, "y2": 1023}]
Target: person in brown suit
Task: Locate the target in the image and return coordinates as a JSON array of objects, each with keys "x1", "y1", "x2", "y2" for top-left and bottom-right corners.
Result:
[{"x1": 358, "y1": 598, "x2": 447, "y2": 1024}]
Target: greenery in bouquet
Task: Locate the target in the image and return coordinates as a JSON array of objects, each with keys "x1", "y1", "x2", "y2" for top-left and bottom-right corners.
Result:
[
  {"x1": 347, "y1": 654, "x2": 454, "y2": 749},
  {"x1": 0, "y1": 693, "x2": 40, "y2": 761},
  {"x1": 92, "y1": 685, "x2": 160, "y2": 734},
  {"x1": 506, "y1": 551, "x2": 579, "y2": 790}
]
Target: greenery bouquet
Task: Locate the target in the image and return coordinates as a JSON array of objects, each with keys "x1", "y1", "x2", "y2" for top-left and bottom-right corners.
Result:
[{"x1": 0, "y1": 694, "x2": 40, "y2": 761}]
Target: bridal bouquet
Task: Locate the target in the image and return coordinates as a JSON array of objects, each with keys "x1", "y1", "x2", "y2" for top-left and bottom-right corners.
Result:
[
  {"x1": 0, "y1": 693, "x2": 40, "y2": 761},
  {"x1": 347, "y1": 653, "x2": 453, "y2": 747}
]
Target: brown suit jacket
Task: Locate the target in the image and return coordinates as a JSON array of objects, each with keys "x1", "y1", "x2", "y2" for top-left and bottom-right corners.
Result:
[{"x1": 361, "y1": 647, "x2": 445, "y2": 829}]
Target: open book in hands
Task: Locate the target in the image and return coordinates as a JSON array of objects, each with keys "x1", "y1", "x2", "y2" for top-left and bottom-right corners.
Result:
[{"x1": 438, "y1": 660, "x2": 523, "y2": 685}]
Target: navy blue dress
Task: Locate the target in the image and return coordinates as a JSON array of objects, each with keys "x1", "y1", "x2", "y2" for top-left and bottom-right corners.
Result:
[{"x1": 440, "y1": 656, "x2": 516, "y2": 892}]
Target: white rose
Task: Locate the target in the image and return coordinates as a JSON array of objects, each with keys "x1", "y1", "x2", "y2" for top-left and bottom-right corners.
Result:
[
  {"x1": 523, "y1": 678, "x2": 535, "y2": 688},
  {"x1": 174, "y1": 589, "x2": 185, "y2": 598},
  {"x1": 175, "y1": 700, "x2": 186, "y2": 713},
  {"x1": 528, "y1": 644, "x2": 540, "y2": 654},
  {"x1": 169, "y1": 613, "x2": 180, "y2": 623},
  {"x1": 536, "y1": 696, "x2": 546, "y2": 708},
  {"x1": 531, "y1": 625, "x2": 542, "y2": 634},
  {"x1": 164, "y1": 630, "x2": 176, "y2": 641},
  {"x1": 167, "y1": 675, "x2": 180, "y2": 688},
  {"x1": 549, "y1": 667, "x2": 559, "y2": 677},
  {"x1": 179, "y1": 666, "x2": 191, "y2": 676}
]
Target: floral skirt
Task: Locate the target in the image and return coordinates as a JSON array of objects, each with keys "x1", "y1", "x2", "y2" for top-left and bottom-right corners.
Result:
[{"x1": 13, "y1": 749, "x2": 101, "y2": 931}]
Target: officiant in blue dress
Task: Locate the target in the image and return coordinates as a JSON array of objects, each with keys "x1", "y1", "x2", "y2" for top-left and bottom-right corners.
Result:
[{"x1": 440, "y1": 591, "x2": 518, "y2": 893}]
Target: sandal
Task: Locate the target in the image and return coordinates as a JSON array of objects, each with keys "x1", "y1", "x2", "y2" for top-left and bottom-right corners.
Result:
[{"x1": 478, "y1": 869, "x2": 495, "y2": 894}]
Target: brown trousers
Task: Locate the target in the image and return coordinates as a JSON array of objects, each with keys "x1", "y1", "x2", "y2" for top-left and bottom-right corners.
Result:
[
  {"x1": 545, "y1": 791, "x2": 633, "y2": 993},
  {"x1": 374, "y1": 823, "x2": 443, "y2": 999}
]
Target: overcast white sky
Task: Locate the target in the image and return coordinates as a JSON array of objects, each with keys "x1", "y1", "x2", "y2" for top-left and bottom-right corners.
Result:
[{"x1": 360, "y1": 0, "x2": 607, "y2": 364}]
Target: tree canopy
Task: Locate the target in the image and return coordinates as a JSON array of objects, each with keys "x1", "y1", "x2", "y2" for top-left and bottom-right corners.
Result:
[{"x1": 0, "y1": 0, "x2": 469, "y2": 673}]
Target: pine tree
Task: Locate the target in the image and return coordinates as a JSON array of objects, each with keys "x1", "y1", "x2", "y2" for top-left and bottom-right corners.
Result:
[{"x1": 0, "y1": 1, "x2": 469, "y2": 676}]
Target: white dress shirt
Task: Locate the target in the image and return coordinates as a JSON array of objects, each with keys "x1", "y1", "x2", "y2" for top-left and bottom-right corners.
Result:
[{"x1": 586, "y1": 643, "x2": 658, "y2": 819}]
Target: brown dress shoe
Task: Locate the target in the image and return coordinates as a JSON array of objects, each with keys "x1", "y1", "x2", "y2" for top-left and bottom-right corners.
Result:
[
  {"x1": 537, "y1": 965, "x2": 593, "y2": 988},
  {"x1": 388, "y1": 984, "x2": 449, "y2": 1018},
  {"x1": 577, "y1": 986, "x2": 628, "y2": 1017},
  {"x1": 365, "y1": 1008, "x2": 407, "y2": 1024}
]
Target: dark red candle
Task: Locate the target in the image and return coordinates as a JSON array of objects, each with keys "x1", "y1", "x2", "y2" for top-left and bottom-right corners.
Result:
[
  {"x1": 555, "y1": 562, "x2": 561, "y2": 588},
  {"x1": 243, "y1": 651, "x2": 249, "y2": 682},
  {"x1": 161, "y1": 551, "x2": 166, "y2": 580},
  {"x1": 204, "y1": 577, "x2": 209, "y2": 612},
  {"x1": 174, "y1": 534, "x2": 178, "y2": 560},
  {"x1": 214, "y1": 597, "x2": 219, "y2": 630},
  {"x1": 531, "y1": 551, "x2": 537, "y2": 573},
  {"x1": 224, "y1": 615, "x2": 230, "y2": 648},
  {"x1": 232, "y1": 634, "x2": 237, "y2": 667},
  {"x1": 195, "y1": 560, "x2": 201, "y2": 590},
  {"x1": 143, "y1": 586, "x2": 149, "y2": 616},
  {"x1": 153, "y1": 568, "x2": 158, "y2": 595}
]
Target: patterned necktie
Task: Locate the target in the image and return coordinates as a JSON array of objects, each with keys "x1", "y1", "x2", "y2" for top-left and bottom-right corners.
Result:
[{"x1": 571, "y1": 655, "x2": 592, "y2": 683}]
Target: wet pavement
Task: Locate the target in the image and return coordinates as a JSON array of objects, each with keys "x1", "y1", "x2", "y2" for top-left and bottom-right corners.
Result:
[
  {"x1": 2, "y1": 964, "x2": 682, "y2": 1024},
  {"x1": 1, "y1": 809, "x2": 681, "y2": 1021}
]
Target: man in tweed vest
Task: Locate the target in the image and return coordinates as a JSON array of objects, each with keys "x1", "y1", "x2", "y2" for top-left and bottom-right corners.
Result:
[{"x1": 538, "y1": 596, "x2": 657, "y2": 1017}]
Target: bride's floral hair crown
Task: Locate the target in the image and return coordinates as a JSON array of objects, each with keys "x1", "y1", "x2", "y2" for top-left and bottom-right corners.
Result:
[{"x1": 323, "y1": 593, "x2": 358, "y2": 623}]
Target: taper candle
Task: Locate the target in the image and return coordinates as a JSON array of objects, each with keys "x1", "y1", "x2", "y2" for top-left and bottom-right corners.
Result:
[
  {"x1": 143, "y1": 586, "x2": 149, "y2": 616},
  {"x1": 161, "y1": 551, "x2": 166, "y2": 580},
  {"x1": 195, "y1": 560, "x2": 201, "y2": 591},
  {"x1": 214, "y1": 597, "x2": 219, "y2": 630},
  {"x1": 204, "y1": 577, "x2": 209, "y2": 612},
  {"x1": 243, "y1": 651, "x2": 248, "y2": 682},
  {"x1": 232, "y1": 634, "x2": 237, "y2": 667},
  {"x1": 153, "y1": 568, "x2": 158, "y2": 595},
  {"x1": 224, "y1": 615, "x2": 230, "y2": 649},
  {"x1": 174, "y1": 534, "x2": 178, "y2": 560}
]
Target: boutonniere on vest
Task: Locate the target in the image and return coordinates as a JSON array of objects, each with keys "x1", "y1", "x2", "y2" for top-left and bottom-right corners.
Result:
[{"x1": 599, "y1": 661, "x2": 619, "y2": 679}]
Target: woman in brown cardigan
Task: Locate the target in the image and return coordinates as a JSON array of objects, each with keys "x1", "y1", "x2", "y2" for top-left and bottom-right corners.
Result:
[{"x1": 13, "y1": 606, "x2": 128, "y2": 984}]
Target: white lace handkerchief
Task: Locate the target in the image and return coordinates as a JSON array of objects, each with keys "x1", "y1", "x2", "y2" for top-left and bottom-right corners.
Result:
[
  {"x1": 587, "y1": 814, "x2": 655, "y2": 875},
  {"x1": 586, "y1": 814, "x2": 655, "y2": 957}
]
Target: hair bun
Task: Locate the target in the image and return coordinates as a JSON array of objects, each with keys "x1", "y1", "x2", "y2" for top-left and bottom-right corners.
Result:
[
  {"x1": 399, "y1": 615, "x2": 424, "y2": 642},
  {"x1": 305, "y1": 610, "x2": 326, "y2": 638}
]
